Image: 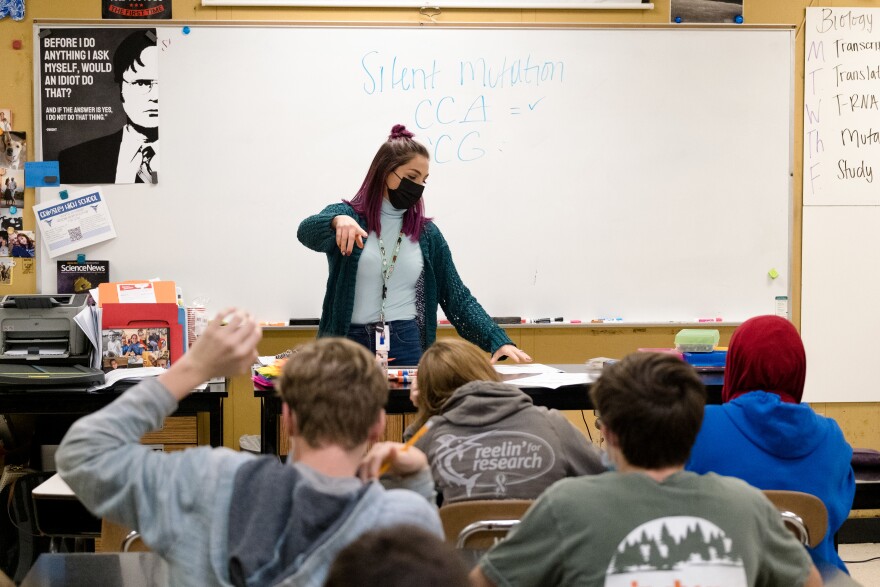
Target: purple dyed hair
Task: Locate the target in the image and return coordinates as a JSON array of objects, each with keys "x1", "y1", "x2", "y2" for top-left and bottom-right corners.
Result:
[{"x1": 345, "y1": 124, "x2": 430, "y2": 241}]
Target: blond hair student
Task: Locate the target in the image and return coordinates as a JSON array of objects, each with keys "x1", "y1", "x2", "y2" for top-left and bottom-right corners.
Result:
[
  {"x1": 368, "y1": 339, "x2": 604, "y2": 504},
  {"x1": 57, "y1": 325, "x2": 441, "y2": 587}
]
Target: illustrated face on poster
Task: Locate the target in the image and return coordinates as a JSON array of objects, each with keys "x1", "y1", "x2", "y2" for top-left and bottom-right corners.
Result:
[
  {"x1": 102, "y1": 327, "x2": 170, "y2": 372},
  {"x1": 121, "y1": 46, "x2": 159, "y2": 129},
  {"x1": 0, "y1": 167, "x2": 24, "y2": 209},
  {"x1": 40, "y1": 28, "x2": 159, "y2": 185}
]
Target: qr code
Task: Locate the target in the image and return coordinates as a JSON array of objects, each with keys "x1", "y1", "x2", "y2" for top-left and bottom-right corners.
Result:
[{"x1": 68, "y1": 227, "x2": 83, "y2": 242}]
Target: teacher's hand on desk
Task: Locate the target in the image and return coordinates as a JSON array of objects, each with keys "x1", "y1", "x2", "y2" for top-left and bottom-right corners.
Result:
[
  {"x1": 158, "y1": 308, "x2": 262, "y2": 401},
  {"x1": 491, "y1": 344, "x2": 532, "y2": 364},
  {"x1": 332, "y1": 215, "x2": 367, "y2": 257}
]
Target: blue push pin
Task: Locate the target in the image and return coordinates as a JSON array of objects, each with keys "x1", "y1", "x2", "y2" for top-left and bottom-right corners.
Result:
[
  {"x1": 59, "y1": 189, "x2": 69, "y2": 200},
  {"x1": 77, "y1": 253, "x2": 86, "y2": 264},
  {"x1": 9, "y1": 206, "x2": 16, "y2": 214},
  {"x1": 734, "y1": 15, "x2": 744, "y2": 24},
  {"x1": 182, "y1": 26, "x2": 191, "y2": 35},
  {"x1": 674, "y1": 16, "x2": 683, "y2": 23}
]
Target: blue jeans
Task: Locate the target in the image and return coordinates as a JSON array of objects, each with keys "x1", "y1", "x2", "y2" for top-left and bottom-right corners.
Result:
[{"x1": 347, "y1": 319, "x2": 422, "y2": 367}]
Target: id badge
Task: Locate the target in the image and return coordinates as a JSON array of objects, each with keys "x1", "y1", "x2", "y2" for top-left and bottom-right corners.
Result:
[{"x1": 375, "y1": 325, "x2": 391, "y2": 351}]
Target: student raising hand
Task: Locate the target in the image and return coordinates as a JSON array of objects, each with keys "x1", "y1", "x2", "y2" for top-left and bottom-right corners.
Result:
[{"x1": 159, "y1": 308, "x2": 262, "y2": 401}]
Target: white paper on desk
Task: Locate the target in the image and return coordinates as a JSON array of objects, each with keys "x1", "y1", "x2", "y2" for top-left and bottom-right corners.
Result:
[
  {"x1": 88, "y1": 366, "x2": 165, "y2": 391},
  {"x1": 504, "y1": 372, "x2": 591, "y2": 389},
  {"x1": 493, "y1": 363, "x2": 563, "y2": 375},
  {"x1": 33, "y1": 187, "x2": 117, "y2": 258}
]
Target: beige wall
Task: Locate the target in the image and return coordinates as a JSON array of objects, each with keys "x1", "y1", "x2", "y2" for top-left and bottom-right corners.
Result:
[{"x1": 3, "y1": 0, "x2": 877, "y2": 450}]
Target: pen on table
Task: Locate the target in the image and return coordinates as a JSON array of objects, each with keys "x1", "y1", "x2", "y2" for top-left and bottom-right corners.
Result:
[{"x1": 378, "y1": 420, "x2": 434, "y2": 476}]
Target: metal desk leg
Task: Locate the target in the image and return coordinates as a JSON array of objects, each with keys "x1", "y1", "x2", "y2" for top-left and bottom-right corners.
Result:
[
  {"x1": 261, "y1": 397, "x2": 278, "y2": 456},
  {"x1": 209, "y1": 397, "x2": 223, "y2": 448}
]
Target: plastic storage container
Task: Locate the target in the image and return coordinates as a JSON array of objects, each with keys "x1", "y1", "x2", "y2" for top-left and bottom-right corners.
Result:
[
  {"x1": 683, "y1": 350, "x2": 727, "y2": 371},
  {"x1": 674, "y1": 329, "x2": 720, "y2": 353}
]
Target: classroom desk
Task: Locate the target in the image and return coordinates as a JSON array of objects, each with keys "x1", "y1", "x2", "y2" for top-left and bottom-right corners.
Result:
[
  {"x1": 21, "y1": 553, "x2": 168, "y2": 587},
  {"x1": 254, "y1": 365, "x2": 724, "y2": 455},
  {"x1": 0, "y1": 380, "x2": 227, "y2": 447},
  {"x1": 31, "y1": 473, "x2": 101, "y2": 539}
]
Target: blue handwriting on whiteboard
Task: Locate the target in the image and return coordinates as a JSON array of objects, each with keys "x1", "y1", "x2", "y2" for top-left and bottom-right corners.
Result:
[
  {"x1": 426, "y1": 131, "x2": 485, "y2": 164},
  {"x1": 459, "y1": 56, "x2": 564, "y2": 88},
  {"x1": 414, "y1": 95, "x2": 488, "y2": 128},
  {"x1": 361, "y1": 51, "x2": 440, "y2": 94}
]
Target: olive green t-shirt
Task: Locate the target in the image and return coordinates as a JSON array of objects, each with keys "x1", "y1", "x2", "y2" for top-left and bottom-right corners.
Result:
[{"x1": 480, "y1": 471, "x2": 812, "y2": 587}]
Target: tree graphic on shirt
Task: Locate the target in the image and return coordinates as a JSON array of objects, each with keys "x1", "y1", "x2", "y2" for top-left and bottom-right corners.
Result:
[{"x1": 607, "y1": 517, "x2": 744, "y2": 575}]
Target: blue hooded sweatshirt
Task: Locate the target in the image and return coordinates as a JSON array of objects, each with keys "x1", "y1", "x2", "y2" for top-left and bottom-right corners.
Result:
[{"x1": 686, "y1": 391, "x2": 854, "y2": 574}]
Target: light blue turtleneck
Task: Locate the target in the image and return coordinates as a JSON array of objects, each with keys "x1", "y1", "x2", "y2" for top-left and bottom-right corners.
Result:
[{"x1": 350, "y1": 199, "x2": 424, "y2": 324}]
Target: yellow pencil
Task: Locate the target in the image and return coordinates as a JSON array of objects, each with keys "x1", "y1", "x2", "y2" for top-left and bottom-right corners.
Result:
[{"x1": 378, "y1": 420, "x2": 433, "y2": 476}]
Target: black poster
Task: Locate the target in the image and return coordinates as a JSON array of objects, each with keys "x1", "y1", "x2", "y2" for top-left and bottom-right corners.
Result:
[
  {"x1": 39, "y1": 28, "x2": 159, "y2": 184},
  {"x1": 57, "y1": 260, "x2": 110, "y2": 294},
  {"x1": 103, "y1": 0, "x2": 172, "y2": 19}
]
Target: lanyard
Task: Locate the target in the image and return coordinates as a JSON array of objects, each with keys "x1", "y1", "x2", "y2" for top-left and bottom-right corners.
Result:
[{"x1": 378, "y1": 231, "x2": 404, "y2": 325}]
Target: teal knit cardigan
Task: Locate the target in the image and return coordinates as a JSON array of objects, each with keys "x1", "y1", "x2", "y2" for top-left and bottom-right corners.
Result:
[{"x1": 297, "y1": 203, "x2": 513, "y2": 354}]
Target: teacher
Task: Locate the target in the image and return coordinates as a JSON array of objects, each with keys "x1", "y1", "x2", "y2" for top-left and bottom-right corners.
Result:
[{"x1": 297, "y1": 124, "x2": 530, "y2": 366}]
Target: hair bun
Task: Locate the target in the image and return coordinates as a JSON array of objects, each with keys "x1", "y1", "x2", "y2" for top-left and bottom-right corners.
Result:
[{"x1": 389, "y1": 124, "x2": 415, "y2": 140}]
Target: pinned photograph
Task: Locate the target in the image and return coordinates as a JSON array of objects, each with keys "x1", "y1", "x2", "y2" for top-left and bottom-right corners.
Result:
[
  {"x1": 1, "y1": 205, "x2": 22, "y2": 234},
  {"x1": 0, "y1": 258, "x2": 12, "y2": 285},
  {"x1": 671, "y1": 0, "x2": 743, "y2": 23},
  {"x1": 0, "y1": 109, "x2": 11, "y2": 132},
  {"x1": 8, "y1": 229, "x2": 35, "y2": 258},
  {"x1": 102, "y1": 327, "x2": 170, "y2": 372},
  {"x1": 0, "y1": 167, "x2": 24, "y2": 208},
  {"x1": 0, "y1": 130, "x2": 26, "y2": 170}
]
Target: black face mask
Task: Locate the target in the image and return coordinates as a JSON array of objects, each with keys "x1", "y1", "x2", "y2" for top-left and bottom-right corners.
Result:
[{"x1": 387, "y1": 175, "x2": 425, "y2": 210}]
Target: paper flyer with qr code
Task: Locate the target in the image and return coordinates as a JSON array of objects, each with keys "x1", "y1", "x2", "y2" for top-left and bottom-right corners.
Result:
[{"x1": 33, "y1": 187, "x2": 117, "y2": 258}]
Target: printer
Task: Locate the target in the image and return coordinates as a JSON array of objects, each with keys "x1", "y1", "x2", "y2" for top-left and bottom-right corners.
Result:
[{"x1": 0, "y1": 294, "x2": 103, "y2": 388}]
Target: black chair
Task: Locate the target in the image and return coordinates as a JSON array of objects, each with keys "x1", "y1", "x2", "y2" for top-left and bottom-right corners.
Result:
[{"x1": 8, "y1": 471, "x2": 53, "y2": 583}]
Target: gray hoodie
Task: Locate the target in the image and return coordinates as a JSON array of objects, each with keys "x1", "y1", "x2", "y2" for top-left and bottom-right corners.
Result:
[
  {"x1": 414, "y1": 380, "x2": 605, "y2": 503},
  {"x1": 57, "y1": 377, "x2": 442, "y2": 587}
]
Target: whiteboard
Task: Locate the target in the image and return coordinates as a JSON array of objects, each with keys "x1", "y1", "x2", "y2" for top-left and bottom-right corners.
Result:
[
  {"x1": 34, "y1": 24, "x2": 793, "y2": 323},
  {"x1": 803, "y1": 7, "x2": 880, "y2": 205},
  {"x1": 802, "y1": 206, "x2": 880, "y2": 403},
  {"x1": 802, "y1": 7, "x2": 880, "y2": 402}
]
